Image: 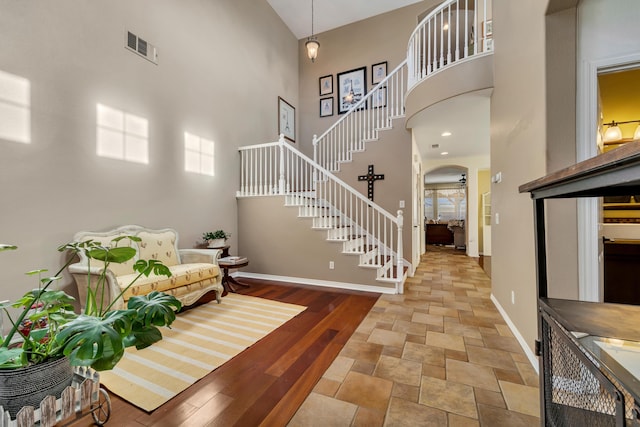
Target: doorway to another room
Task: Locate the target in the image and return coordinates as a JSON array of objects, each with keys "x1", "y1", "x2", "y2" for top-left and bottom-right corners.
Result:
[{"x1": 424, "y1": 166, "x2": 467, "y2": 251}]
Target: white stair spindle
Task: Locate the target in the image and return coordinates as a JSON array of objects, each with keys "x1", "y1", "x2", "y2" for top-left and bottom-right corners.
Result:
[
  {"x1": 397, "y1": 210, "x2": 404, "y2": 289},
  {"x1": 455, "y1": 0, "x2": 460, "y2": 61},
  {"x1": 465, "y1": 0, "x2": 469, "y2": 57},
  {"x1": 447, "y1": 5, "x2": 452, "y2": 64},
  {"x1": 439, "y1": 11, "x2": 444, "y2": 68},
  {"x1": 278, "y1": 134, "x2": 285, "y2": 195}
]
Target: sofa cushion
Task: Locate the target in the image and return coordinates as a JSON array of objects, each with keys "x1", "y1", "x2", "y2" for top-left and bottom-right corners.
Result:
[
  {"x1": 80, "y1": 233, "x2": 137, "y2": 277},
  {"x1": 116, "y1": 263, "x2": 220, "y2": 301},
  {"x1": 136, "y1": 230, "x2": 180, "y2": 267}
]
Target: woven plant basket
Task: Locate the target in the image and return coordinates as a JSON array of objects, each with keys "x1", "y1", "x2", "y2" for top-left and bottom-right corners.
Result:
[{"x1": 0, "y1": 356, "x2": 74, "y2": 418}]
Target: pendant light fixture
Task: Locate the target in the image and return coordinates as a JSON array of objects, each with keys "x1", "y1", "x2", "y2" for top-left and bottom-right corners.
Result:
[{"x1": 305, "y1": 0, "x2": 320, "y2": 62}]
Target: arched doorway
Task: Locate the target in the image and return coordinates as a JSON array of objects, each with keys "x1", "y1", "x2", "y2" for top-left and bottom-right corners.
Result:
[{"x1": 424, "y1": 166, "x2": 468, "y2": 251}]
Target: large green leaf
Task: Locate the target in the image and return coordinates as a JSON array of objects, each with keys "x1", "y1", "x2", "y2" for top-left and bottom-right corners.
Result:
[
  {"x1": 88, "y1": 246, "x2": 136, "y2": 264},
  {"x1": 125, "y1": 324, "x2": 163, "y2": 349},
  {"x1": 0, "y1": 348, "x2": 24, "y2": 367},
  {"x1": 56, "y1": 311, "x2": 135, "y2": 370},
  {"x1": 133, "y1": 260, "x2": 172, "y2": 278},
  {"x1": 128, "y1": 291, "x2": 182, "y2": 327}
]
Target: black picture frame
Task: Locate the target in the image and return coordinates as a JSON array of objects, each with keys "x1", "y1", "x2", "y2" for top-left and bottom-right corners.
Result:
[
  {"x1": 320, "y1": 97, "x2": 334, "y2": 117},
  {"x1": 337, "y1": 66, "x2": 367, "y2": 115},
  {"x1": 278, "y1": 96, "x2": 295, "y2": 142},
  {"x1": 371, "y1": 61, "x2": 387, "y2": 85},
  {"x1": 319, "y1": 75, "x2": 333, "y2": 96},
  {"x1": 371, "y1": 87, "x2": 387, "y2": 109}
]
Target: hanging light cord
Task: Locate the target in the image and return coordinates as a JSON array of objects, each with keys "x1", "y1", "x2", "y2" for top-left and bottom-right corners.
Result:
[{"x1": 311, "y1": 0, "x2": 315, "y2": 37}]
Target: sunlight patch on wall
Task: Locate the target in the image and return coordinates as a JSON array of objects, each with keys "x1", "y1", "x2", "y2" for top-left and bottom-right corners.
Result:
[
  {"x1": 96, "y1": 104, "x2": 149, "y2": 164},
  {"x1": 0, "y1": 70, "x2": 31, "y2": 144},
  {"x1": 184, "y1": 132, "x2": 215, "y2": 176}
]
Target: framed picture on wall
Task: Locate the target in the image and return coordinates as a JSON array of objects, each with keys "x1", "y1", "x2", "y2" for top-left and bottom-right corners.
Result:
[
  {"x1": 320, "y1": 97, "x2": 333, "y2": 117},
  {"x1": 482, "y1": 20, "x2": 493, "y2": 37},
  {"x1": 319, "y1": 74, "x2": 333, "y2": 95},
  {"x1": 371, "y1": 87, "x2": 387, "y2": 109},
  {"x1": 337, "y1": 66, "x2": 366, "y2": 114},
  {"x1": 371, "y1": 61, "x2": 387, "y2": 85},
  {"x1": 278, "y1": 96, "x2": 295, "y2": 142}
]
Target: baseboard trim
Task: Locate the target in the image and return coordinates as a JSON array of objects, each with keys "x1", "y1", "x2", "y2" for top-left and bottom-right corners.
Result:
[
  {"x1": 235, "y1": 272, "x2": 395, "y2": 294},
  {"x1": 490, "y1": 294, "x2": 539, "y2": 374}
]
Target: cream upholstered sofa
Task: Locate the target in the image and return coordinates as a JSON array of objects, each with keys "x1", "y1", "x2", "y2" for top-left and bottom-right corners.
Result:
[{"x1": 68, "y1": 225, "x2": 223, "y2": 310}]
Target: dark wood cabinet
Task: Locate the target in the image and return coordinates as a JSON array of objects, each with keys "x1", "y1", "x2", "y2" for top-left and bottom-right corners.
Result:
[
  {"x1": 520, "y1": 142, "x2": 640, "y2": 426},
  {"x1": 604, "y1": 240, "x2": 640, "y2": 305},
  {"x1": 425, "y1": 224, "x2": 453, "y2": 245}
]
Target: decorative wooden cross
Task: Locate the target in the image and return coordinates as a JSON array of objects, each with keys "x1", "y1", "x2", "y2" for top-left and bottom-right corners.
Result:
[{"x1": 358, "y1": 164, "x2": 385, "y2": 201}]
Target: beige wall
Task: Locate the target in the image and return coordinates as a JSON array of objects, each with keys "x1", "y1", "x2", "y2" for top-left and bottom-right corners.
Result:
[
  {"x1": 545, "y1": 5, "x2": 579, "y2": 300},
  {"x1": 237, "y1": 197, "x2": 390, "y2": 290},
  {"x1": 490, "y1": 0, "x2": 548, "y2": 355},
  {"x1": 0, "y1": 0, "x2": 298, "y2": 304}
]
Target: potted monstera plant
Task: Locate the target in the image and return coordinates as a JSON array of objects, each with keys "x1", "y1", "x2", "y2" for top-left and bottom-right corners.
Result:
[{"x1": 0, "y1": 238, "x2": 182, "y2": 417}]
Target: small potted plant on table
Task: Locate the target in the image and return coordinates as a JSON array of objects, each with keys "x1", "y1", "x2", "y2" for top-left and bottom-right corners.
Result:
[{"x1": 203, "y1": 230, "x2": 230, "y2": 248}]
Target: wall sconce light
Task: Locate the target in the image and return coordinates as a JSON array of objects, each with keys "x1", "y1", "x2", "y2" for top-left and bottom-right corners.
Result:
[
  {"x1": 603, "y1": 122, "x2": 623, "y2": 142},
  {"x1": 602, "y1": 120, "x2": 640, "y2": 143},
  {"x1": 306, "y1": 0, "x2": 320, "y2": 62}
]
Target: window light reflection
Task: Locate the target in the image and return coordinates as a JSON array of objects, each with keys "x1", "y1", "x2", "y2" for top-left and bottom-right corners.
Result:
[
  {"x1": 184, "y1": 132, "x2": 214, "y2": 176},
  {"x1": 96, "y1": 104, "x2": 148, "y2": 164},
  {"x1": 0, "y1": 70, "x2": 31, "y2": 144}
]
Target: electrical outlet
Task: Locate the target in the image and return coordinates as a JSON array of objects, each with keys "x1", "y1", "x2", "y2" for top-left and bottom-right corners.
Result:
[
  {"x1": 495, "y1": 213, "x2": 500, "y2": 225},
  {"x1": 329, "y1": 261, "x2": 335, "y2": 270},
  {"x1": 399, "y1": 200, "x2": 405, "y2": 208},
  {"x1": 511, "y1": 290, "x2": 515, "y2": 304}
]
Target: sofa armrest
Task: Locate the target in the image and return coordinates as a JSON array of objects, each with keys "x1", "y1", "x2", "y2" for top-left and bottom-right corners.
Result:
[
  {"x1": 179, "y1": 249, "x2": 222, "y2": 265},
  {"x1": 68, "y1": 262, "x2": 124, "y2": 310}
]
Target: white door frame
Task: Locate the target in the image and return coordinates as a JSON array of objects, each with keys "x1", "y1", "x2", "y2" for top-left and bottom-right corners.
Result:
[{"x1": 577, "y1": 53, "x2": 640, "y2": 302}]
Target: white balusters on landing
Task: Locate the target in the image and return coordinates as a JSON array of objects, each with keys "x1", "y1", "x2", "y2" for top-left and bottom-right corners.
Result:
[{"x1": 407, "y1": 0, "x2": 492, "y2": 90}]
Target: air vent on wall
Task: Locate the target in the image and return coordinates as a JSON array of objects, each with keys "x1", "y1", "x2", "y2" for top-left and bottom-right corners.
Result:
[{"x1": 125, "y1": 30, "x2": 158, "y2": 65}]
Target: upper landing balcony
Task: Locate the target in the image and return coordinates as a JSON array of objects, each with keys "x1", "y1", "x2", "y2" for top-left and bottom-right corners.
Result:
[{"x1": 404, "y1": 0, "x2": 494, "y2": 124}]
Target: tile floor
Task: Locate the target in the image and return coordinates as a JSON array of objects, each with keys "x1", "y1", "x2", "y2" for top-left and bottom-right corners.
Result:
[{"x1": 289, "y1": 247, "x2": 540, "y2": 426}]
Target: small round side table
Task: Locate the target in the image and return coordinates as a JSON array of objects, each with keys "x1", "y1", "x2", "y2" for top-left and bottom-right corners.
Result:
[{"x1": 218, "y1": 257, "x2": 249, "y2": 294}]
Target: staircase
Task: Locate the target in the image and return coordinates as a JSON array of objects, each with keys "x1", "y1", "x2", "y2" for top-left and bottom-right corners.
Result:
[
  {"x1": 237, "y1": 136, "x2": 406, "y2": 293},
  {"x1": 236, "y1": 0, "x2": 493, "y2": 294}
]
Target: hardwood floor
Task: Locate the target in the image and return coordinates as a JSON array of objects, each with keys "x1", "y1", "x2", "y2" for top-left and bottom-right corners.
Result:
[{"x1": 67, "y1": 280, "x2": 380, "y2": 427}]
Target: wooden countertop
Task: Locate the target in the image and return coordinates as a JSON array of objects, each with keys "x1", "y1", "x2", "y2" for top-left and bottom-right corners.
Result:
[
  {"x1": 541, "y1": 298, "x2": 640, "y2": 343},
  {"x1": 519, "y1": 141, "x2": 640, "y2": 199}
]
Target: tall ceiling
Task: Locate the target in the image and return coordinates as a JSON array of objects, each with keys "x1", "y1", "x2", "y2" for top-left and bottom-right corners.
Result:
[{"x1": 266, "y1": 0, "x2": 423, "y2": 39}]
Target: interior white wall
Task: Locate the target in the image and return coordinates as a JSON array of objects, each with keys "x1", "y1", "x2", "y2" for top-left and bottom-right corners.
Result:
[
  {"x1": 422, "y1": 154, "x2": 490, "y2": 258},
  {"x1": 0, "y1": 0, "x2": 298, "y2": 305}
]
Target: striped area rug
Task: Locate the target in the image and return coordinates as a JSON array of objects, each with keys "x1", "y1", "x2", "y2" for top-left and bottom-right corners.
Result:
[{"x1": 99, "y1": 293, "x2": 307, "y2": 412}]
